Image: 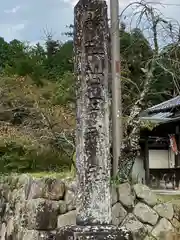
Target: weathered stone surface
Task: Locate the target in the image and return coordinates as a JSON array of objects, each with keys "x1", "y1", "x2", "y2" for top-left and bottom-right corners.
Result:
[
  {"x1": 133, "y1": 202, "x2": 158, "y2": 226},
  {"x1": 18, "y1": 174, "x2": 32, "y2": 188},
  {"x1": 26, "y1": 179, "x2": 44, "y2": 199},
  {"x1": 12, "y1": 188, "x2": 26, "y2": 204},
  {"x1": 118, "y1": 183, "x2": 135, "y2": 208},
  {"x1": 151, "y1": 218, "x2": 174, "y2": 239},
  {"x1": 111, "y1": 186, "x2": 118, "y2": 206},
  {"x1": 43, "y1": 178, "x2": 65, "y2": 201},
  {"x1": 56, "y1": 225, "x2": 133, "y2": 240},
  {"x1": 57, "y1": 210, "x2": 76, "y2": 228},
  {"x1": 64, "y1": 189, "x2": 76, "y2": 211},
  {"x1": 112, "y1": 202, "x2": 127, "y2": 226},
  {"x1": 14, "y1": 200, "x2": 26, "y2": 226},
  {"x1": 173, "y1": 203, "x2": 180, "y2": 221},
  {"x1": 0, "y1": 197, "x2": 6, "y2": 217},
  {"x1": 27, "y1": 178, "x2": 65, "y2": 201},
  {"x1": 133, "y1": 184, "x2": 157, "y2": 206},
  {"x1": 7, "y1": 190, "x2": 13, "y2": 203},
  {"x1": 59, "y1": 200, "x2": 67, "y2": 214},
  {"x1": 6, "y1": 217, "x2": 15, "y2": 238},
  {"x1": 10, "y1": 175, "x2": 19, "y2": 188},
  {"x1": 143, "y1": 235, "x2": 157, "y2": 240},
  {"x1": 1, "y1": 183, "x2": 10, "y2": 200},
  {"x1": 154, "y1": 202, "x2": 174, "y2": 220},
  {"x1": 24, "y1": 199, "x2": 59, "y2": 230},
  {"x1": 66, "y1": 180, "x2": 77, "y2": 193},
  {"x1": 145, "y1": 224, "x2": 153, "y2": 233},
  {"x1": 18, "y1": 229, "x2": 56, "y2": 240},
  {"x1": 0, "y1": 223, "x2": 6, "y2": 240},
  {"x1": 159, "y1": 232, "x2": 180, "y2": 240},
  {"x1": 5, "y1": 175, "x2": 16, "y2": 188},
  {"x1": 3, "y1": 202, "x2": 13, "y2": 223},
  {"x1": 171, "y1": 217, "x2": 180, "y2": 230},
  {"x1": 74, "y1": 0, "x2": 111, "y2": 226},
  {"x1": 121, "y1": 213, "x2": 147, "y2": 240}
]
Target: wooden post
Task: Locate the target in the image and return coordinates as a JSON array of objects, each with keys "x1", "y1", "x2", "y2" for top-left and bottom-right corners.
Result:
[
  {"x1": 56, "y1": 0, "x2": 132, "y2": 239},
  {"x1": 175, "y1": 125, "x2": 180, "y2": 189},
  {"x1": 144, "y1": 138, "x2": 150, "y2": 186},
  {"x1": 175, "y1": 125, "x2": 180, "y2": 167}
]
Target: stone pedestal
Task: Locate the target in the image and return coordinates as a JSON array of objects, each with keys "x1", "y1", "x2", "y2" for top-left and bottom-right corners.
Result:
[{"x1": 56, "y1": 225, "x2": 132, "y2": 240}]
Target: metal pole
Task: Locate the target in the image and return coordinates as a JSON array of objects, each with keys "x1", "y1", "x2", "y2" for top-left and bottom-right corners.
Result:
[{"x1": 110, "y1": 0, "x2": 122, "y2": 176}]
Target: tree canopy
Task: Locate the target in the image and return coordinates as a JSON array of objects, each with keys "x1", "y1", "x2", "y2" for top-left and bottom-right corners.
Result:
[{"x1": 0, "y1": 2, "x2": 180, "y2": 174}]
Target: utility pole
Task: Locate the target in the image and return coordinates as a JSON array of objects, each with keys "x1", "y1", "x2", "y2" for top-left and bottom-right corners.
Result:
[{"x1": 110, "y1": 0, "x2": 122, "y2": 176}]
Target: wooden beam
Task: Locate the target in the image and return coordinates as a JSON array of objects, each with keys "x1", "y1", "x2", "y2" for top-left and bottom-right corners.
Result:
[
  {"x1": 175, "y1": 125, "x2": 180, "y2": 168},
  {"x1": 178, "y1": 133, "x2": 180, "y2": 167}
]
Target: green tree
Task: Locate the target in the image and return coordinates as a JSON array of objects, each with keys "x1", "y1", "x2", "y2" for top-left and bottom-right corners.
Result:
[
  {"x1": 118, "y1": 1, "x2": 180, "y2": 182},
  {"x1": 53, "y1": 71, "x2": 75, "y2": 106},
  {"x1": 120, "y1": 25, "x2": 153, "y2": 115},
  {"x1": 0, "y1": 37, "x2": 10, "y2": 70}
]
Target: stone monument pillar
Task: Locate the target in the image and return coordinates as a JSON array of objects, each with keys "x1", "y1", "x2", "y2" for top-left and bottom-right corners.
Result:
[
  {"x1": 74, "y1": 0, "x2": 111, "y2": 226},
  {"x1": 56, "y1": 0, "x2": 132, "y2": 239}
]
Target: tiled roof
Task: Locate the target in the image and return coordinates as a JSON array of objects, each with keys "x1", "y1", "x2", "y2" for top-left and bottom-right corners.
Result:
[
  {"x1": 147, "y1": 96, "x2": 180, "y2": 113},
  {"x1": 140, "y1": 112, "x2": 173, "y2": 123},
  {"x1": 140, "y1": 96, "x2": 180, "y2": 123}
]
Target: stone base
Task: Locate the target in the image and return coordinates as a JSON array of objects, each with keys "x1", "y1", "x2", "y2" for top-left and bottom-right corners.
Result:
[{"x1": 56, "y1": 225, "x2": 132, "y2": 240}]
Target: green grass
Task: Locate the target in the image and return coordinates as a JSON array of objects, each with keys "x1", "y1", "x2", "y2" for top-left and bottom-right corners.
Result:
[
  {"x1": 29, "y1": 170, "x2": 73, "y2": 180},
  {"x1": 0, "y1": 170, "x2": 75, "y2": 182}
]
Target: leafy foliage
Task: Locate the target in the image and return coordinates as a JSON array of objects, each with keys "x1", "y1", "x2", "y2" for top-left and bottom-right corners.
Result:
[
  {"x1": 0, "y1": 5, "x2": 179, "y2": 174},
  {"x1": 0, "y1": 77, "x2": 75, "y2": 173}
]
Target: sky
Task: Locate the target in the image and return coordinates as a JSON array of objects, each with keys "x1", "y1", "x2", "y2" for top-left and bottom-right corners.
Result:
[{"x1": 0, "y1": 0, "x2": 180, "y2": 44}]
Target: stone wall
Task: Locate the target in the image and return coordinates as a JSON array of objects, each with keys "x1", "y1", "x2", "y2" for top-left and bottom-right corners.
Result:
[{"x1": 0, "y1": 174, "x2": 180, "y2": 239}]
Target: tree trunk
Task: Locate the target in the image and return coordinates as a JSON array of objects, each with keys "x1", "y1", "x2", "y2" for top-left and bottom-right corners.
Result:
[{"x1": 119, "y1": 65, "x2": 155, "y2": 182}]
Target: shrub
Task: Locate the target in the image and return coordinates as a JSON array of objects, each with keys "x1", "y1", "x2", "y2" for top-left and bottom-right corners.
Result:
[{"x1": 0, "y1": 77, "x2": 75, "y2": 173}]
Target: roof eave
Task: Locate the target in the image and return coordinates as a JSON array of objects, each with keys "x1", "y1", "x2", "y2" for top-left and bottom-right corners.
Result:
[{"x1": 140, "y1": 117, "x2": 169, "y2": 123}]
